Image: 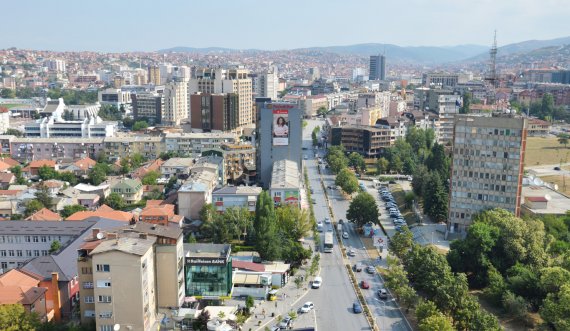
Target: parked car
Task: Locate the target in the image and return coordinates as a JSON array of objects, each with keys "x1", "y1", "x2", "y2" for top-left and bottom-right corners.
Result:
[
  {"x1": 347, "y1": 249, "x2": 356, "y2": 257},
  {"x1": 299, "y1": 302, "x2": 314, "y2": 313},
  {"x1": 304, "y1": 155, "x2": 308, "y2": 160},
  {"x1": 353, "y1": 264, "x2": 363, "y2": 272},
  {"x1": 366, "y1": 265, "x2": 375, "y2": 274},
  {"x1": 378, "y1": 288, "x2": 388, "y2": 300},
  {"x1": 389, "y1": 180, "x2": 397, "y2": 184},
  {"x1": 554, "y1": 166, "x2": 561, "y2": 170},
  {"x1": 342, "y1": 232, "x2": 349, "y2": 239},
  {"x1": 312, "y1": 277, "x2": 322, "y2": 289},
  {"x1": 339, "y1": 219, "x2": 344, "y2": 224},
  {"x1": 360, "y1": 280, "x2": 370, "y2": 289},
  {"x1": 278, "y1": 316, "x2": 294, "y2": 329},
  {"x1": 353, "y1": 302, "x2": 363, "y2": 314},
  {"x1": 324, "y1": 217, "x2": 331, "y2": 224}
]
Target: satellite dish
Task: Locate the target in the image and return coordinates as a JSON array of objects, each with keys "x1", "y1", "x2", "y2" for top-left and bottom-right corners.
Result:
[
  {"x1": 544, "y1": 194, "x2": 552, "y2": 201},
  {"x1": 533, "y1": 178, "x2": 543, "y2": 186},
  {"x1": 553, "y1": 184, "x2": 559, "y2": 191},
  {"x1": 114, "y1": 325, "x2": 120, "y2": 331},
  {"x1": 96, "y1": 232, "x2": 104, "y2": 240}
]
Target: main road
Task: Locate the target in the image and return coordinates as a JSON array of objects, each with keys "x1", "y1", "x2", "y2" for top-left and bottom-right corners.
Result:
[{"x1": 300, "y1": 119, "x2": 412, "y2": 331}]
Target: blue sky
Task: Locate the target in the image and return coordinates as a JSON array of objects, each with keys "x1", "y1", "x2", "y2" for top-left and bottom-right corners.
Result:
[{"x1": 3, "y1": 0, "x2": 569, "y2": 52}]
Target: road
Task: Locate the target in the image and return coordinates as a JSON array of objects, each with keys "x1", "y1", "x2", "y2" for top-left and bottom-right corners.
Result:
[{"x1": 298, "y1": 119, "x2": 412, "y2": 331}]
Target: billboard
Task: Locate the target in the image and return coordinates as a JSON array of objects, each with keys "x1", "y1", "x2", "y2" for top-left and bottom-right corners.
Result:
[
  {"x1": 284, "y1": 190, "x2": 300, "y2": 205},
  {"x1": 272, "y1": 109, "x2": 289, "y2": 146}
]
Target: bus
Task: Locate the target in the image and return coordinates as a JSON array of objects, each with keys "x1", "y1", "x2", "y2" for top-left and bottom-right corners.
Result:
[{"x1": 323, "y1": 232, "x2": 334, "y2": 253}]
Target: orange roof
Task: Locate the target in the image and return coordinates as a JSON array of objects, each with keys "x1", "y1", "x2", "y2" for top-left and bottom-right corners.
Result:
[
  {"x1": 0, "y1": 172, "x2": 15, "y2": 183},
  {"x1": 146, "y1": 200, "x2": 164, "y2": 207},
  {"x1": 141, "y1": 204, "x2": 175, "y2": 218},
  {"x1": 0, "y1": 158, "x2": 20, "y2": 167},
  {"x1": 0, "y1": 190, "x2": 19, "y2": 196},
  {"x1": 74, "y1": 157, "x2": 96, "y2": 171},
  {"x1": 0, "y1": 285, "x2": 47, "y2": 305},
  {"x1": 132, "y1": 159, "x2": 164, "y2": 179},
  {"x1": 28, "y1": 160, "x2": 56, "y2": 168},
  {"x1": 42, "y1": 180, "x2": 64, "y2": 188},
  {"x1": 0, "y1": 269, "x2": 42, "y2": 288},
  {"x1": 25, "y1": 208, "x2": 62, "y2": 221},
  {"x1": 66, "y1": 207, "x2": 132, "y2": 222},
  {"x1": 0, "y1": 161, "x2": 10, "y2": 172},
  {"x1": 97, "y1": 204, "x2": 114, "y2": 212}
]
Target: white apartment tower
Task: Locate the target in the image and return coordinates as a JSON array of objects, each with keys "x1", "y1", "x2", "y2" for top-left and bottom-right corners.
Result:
[{"x1": 163, "y1": 81, "x2": 189, "y2": 126}]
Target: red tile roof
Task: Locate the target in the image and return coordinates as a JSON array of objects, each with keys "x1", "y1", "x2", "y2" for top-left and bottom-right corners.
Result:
[
  {"x1": 28, "y1": 160, "x2": 56, "y2": 168},
  {"x1": 25, "y1": 208, "x2": 62, "y2": 221},
  {"x1": 0, "y1": 158, "x2": 20, "y2": 167},
  {"x1": 66, "y1": 205, "x2": 132, "y2": 222},
  {"x1": 74, "y1": 157, "x2": 96, "y2": 171},
  {"x1": 527, "y1": 196, "x2": 548, "y2": 203},
  {"x1": 0, "y1": 161, "x2": 10, "y2": 172},
  {"x1": 232, "y1": 260, "x2": 265, "y2": 272}
]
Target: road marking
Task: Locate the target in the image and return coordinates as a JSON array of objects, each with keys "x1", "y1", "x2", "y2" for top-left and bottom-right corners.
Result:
[{"x1": 313, "y1": 307, "x2": 318, "y2": 331}]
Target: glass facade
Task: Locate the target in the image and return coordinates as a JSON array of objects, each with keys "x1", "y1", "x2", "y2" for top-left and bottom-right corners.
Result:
[{"x1": 184, "y1": 259, "x2": 232, "y2": 298}]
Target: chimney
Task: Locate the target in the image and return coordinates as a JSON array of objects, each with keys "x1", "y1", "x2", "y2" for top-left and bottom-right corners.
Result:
[
  {"x1": 139, "y1": 233, "x2": 147, "y2": 239},
  {"x1": 51, "y1": 272, "x2": 61, "y2": 322},
  {"x1": 92, "y1": 228, "x2": 100, "y2": 239},
  {"x1": 107, "y1": 233, "x2": 118, "y2": 239}
]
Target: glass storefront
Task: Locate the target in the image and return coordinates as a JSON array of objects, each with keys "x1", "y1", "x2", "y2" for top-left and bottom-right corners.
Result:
[{"x1": 184, "y1": 258, "x2": 232, "y2": 298}]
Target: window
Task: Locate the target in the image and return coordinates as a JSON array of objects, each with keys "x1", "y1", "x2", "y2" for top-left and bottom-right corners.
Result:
[
  {"x1": 33, "y1": 236, "x2": 39, "y2": 243},
  {"x1": 84, "y1": 310, "x2": 96, "y2": 318},
  {"x1": 41, "y1": 250, "x2": 48, "y2": 256},
  {"x1": 98, "y1": 295, "x2": 112, "y2": 303},
  {"x1": 99, "y1": 311, "x2": 113, "y2": 318},
  {"x1": 1, "y1": 262, "x2": 7, "y2": 270},
  {"x1": 25, "y1": 236, "x2": 31, "y2": 243},
  {"x1": 8, "y1": 250, "x2": 14, "y2": 257},
  {"x1": 26, "y1": 250, "x2": 32, "y2": 257},
  {"x1": 84, "y1": 296, "x2": 94, "y2": 303},
  {"x1": 96, "y1": 264, "x2": 110, "y2": 272},
  {"x1": 16, "y1": 250, "x2": 22, "y2": 257},
  {"x1": 81, "y1": 267, "x2": 92, "y2": 274},
  {"x1": 34, "y1": 250, "x2": 40, "y2": 257},
  {"x1": 100, "y1": 325, "x2": 114, "y2": 331},
  {"x1": 83, "y1": 282, "x2": 94, "y2": 289},
  {"x1": 41, "y1": 236, "x2": 47, "y2": 242},
  {"x1": 0, "y1": 250, "x2": 5, "y2": 257},
  {"x1": 96, "y1": 280, "x2": 111, "y2": 288}
]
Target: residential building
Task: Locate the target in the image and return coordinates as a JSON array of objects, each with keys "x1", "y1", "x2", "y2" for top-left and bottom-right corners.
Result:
[
  {"x1": 177, "y1": 165, "x2": 219, "y2": 220},
  {"x1": 65, "y1": 205, "x2": 132, "y2": 222},
  {"x1": 164, "y1": 132, "x2": 239, "y2": 157},
  {"x1": 357, "y1": 91, "x2": 391, "y2": 119},
  {"x1": 376, "y1": 116, "x2": 409, "y2": 143},
  {"x1": 132, "y1": 91, "x2": 164, "y2": 125},
  {"x1": 139, "y1": 200, "x2": 181, "y2": 226},
  {"x1": 10, "y1": 137, "x2": 103, "y2": 163},
  {"x1": 97, "y1": 88, "x2": 132, "y2": 108},
  {"x1": 0, "y1": 200, "x2": 17, "y2": 220},
  {"x1": 330, "y1": 125, "x2": 392, "y2": 157},
  {"x1": 202, "y1": 143, "x2": 254, "y2": 184},
  {"x1": 148, "y1": 65, "x2": 160, "y2": 85},
  {"x1": 0, "y1": 269, "x2": 48, "y2": 322},
  {"x1": 189, "y1": 68, "x2": 253, "y2": 127},
  {"x1": 163, "y1": 80, "x2": 188, "y2": 126},
  {"x1": 448, "y1": 115, "x2": 527, "y2": 234},
  {"x1": 110, "y1": 178, "x2": 143, "y2": 205},
  {"x1": 527, "y1": 118, "x2": 551, "y2": 137},
  {"x1": 300, "y1": 95, "x2": 328, "y2": 117},
  {"x1": 23, "y1": 159, "x2": 56, "y2": 177},
  {"x1": 269, "y1": 160, "x2": 301, "y2": 207},
  {"x1": 521, "y1": 183, "x2": 570, "y2": 217},
  {"x1": 183, "y1": 243, "x2": 233, "y2": 301},
  {"x1": 434, "y1": 94, "x2": 462, "y2": 144},
  {"x1": 257, "y1": 102, "x2": 302, "y2": 187},
  {"x1": 422, "y1": 72, "x2": 459, "y2": 88},
  {"x1": 369, "y1": 54, "x2": 386, "y2": 81},
  {"x1": 189, "y1": 93, "x2": 239, "y2": 132},
  {"x1": 212, "y1": 186, "x2": 262, "y2": 213},
  {"x1": 103, "y1": 136, "x2": 164, "y2": 161},
  {"x1": 25, "y1": 208, "x2": 62, "y2": 221},
  {"x1": 160, "y1": 157, "x2": 194, "y2": 178},
  {"x1": 46, "y1": 59, "x2": 66, "y2": 73},
  {"x1": 257, "y1": 69, "x2": 278, "y2": 100},
  {"x1": 0, "y1": 107, "x2": 9, "y2": 134}
]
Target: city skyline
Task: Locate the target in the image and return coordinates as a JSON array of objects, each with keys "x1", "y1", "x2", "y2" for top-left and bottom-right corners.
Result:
[{"x1": 2, "y1": 0, "x2": 569, "y2": 52}]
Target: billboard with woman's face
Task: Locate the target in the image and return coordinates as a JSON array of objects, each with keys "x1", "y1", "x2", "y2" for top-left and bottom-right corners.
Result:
[{"x1": 272, "y1": 109, "x2": 289, "y2": 146}]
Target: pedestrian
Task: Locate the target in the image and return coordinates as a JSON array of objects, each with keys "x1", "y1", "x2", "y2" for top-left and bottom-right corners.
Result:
[{"x1": 275, "y1": 301, "x2": 277, "y2": 308}]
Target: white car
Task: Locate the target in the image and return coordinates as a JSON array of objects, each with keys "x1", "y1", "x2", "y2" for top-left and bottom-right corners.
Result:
[
  {"x1": 312, "y1": 277, "x2": 322, "y2": 289},
  {"x1": 342, "y1": 232, "x2": 349, "y2": 239},
  {"x1": 324, "y1": 218, "x2": 331, "y2": 224},
  {"x1": 299, "y1": 302, "x2": 314, "y2": 313}
]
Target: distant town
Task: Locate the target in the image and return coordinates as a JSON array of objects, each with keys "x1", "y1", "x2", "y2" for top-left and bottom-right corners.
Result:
[{"x1": 0, "y1": 35, "x2": 570, "y2": 331}]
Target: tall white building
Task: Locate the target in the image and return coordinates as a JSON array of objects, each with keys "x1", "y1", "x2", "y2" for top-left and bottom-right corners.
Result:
[
  {"x1": 256, "y1": 69, "x2": 278, "y2": 100},
  {"x1": 47, "y1": 59, "x2": 66, "y2": 73},
  {"x1": 163, "y1": 81, "x2": 188, "y2": 126},
  {"x1": 189, "y1": 68, "x2": 253, "y2": 126},
  {"x1": 0, "y1": 107, "x2": 9, "y2": 134}
]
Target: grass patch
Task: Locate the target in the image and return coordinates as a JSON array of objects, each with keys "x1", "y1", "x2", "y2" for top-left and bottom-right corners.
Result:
[
  {"x1": 540, "y1": 175, "x2": 570, "y2": 196},
  {"x1": 390, "y1": 185, "x2": 417, "y2": 225},
  {"x1": 525, "y1": 137, "x2": 569, "y2": 166},
  {"x1": 0, "y1": 103, "x2": 26, "y2": 109},
  {"x1": 472, "y1": 291, "x2": 541, "y2": 331}
]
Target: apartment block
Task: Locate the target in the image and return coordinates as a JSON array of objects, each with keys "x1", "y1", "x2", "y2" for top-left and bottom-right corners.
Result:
[
  {"x1": 330, "y1": 125, "x2": 392, "y2": 157},
  {"x1": 163, "y1": 80, "x2": 188, "y2": 126},
  {"x1": 448, "y1": 115, "x2": 527, "y2": 234},
  {"x1": 132, "y1": 91, "x2": 164, "y2": 125},
  {"x1": 190, "y1": 93, "x2": 239, "y2": 132}
]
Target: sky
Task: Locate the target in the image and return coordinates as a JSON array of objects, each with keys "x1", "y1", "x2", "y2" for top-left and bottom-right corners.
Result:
[{"x1": 2, "y1": 0, "x2": 570, "y2": 52}]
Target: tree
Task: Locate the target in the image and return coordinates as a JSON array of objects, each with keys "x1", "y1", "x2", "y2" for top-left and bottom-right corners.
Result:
[
  {"x1": 501, "y1": 290, "x2": 529, "y2": 320},
  {"x1": 390, "y1": 227, "x2": 414, "y2": 259},
  {"x1": 5, "y1": 128, "x2": 23, "y2": 137},
  {"x1": 411, "y1": 165, "x2": 428, "y2": 197},
  {"x1": 120, "y1": 157, "x2": 131, "y2": 175},
  {"x1": 130, "y1": 153, "x2": 145, "y2": 168},
  {"x1": 122, "y1": 117, "x2": 134, "y2": 129},
  {"x1": 132, "y1": 120, "x2": 149, "y2": 131},
  {"x1": 105, "y1": 192, "x2": 125, "y2": 210},
  {"x1": 253, "y1": 191, "x2": 280, "y2": 260},
  {"x1": 415, "y1": 299, "x2": 440, "y2": 323},
  {"x1": 418, "y1": 314, "x2": 454, "y2": 331},
  {"x1": 335, "y1": 168, "x2": 359, "y2": 195},
  {"x1": 376, "y1": 157, "x2": 389, "y2": 174},
  {"x1": 539, "y1": 266, "x2": 570, "y2": 294},
  {"x1": 49, "y1": 240, "x2": 62, "y2": 254},
  {"x1": 327, "y1": 154, "x2": 348, "y2": 174},
  {"x1": 192, "y1": 309, "x2": 210, "y2": 331},
  {"x1": 35, "y1": 184, "x2": 53, "y2": 209},
  {"x1": 88, "y1": 163, "x2": 109, "y2": 185},
  {"x1": 389, "y1": 155, "x2": 403, "y2": 174},
  {"x1": 459, "y1": 92, "x2": 471, "y2": 114},
  {"x1": 348, "y1": 152, "x2": 366, "y2": 173},
  {"x1": 245, "y1": 295, "x2": 255, "y2": 310},
  {"x1": 540, "y1": 283, "x2": 570, "y2": 330},
  {"x1": 426, "y1": 143, "x2": 450, "y2": 180},
  {"x1": 317, "y1": 106, "x2": 328, "y2": 116},
  {"x1": 98, "y1": 104, "x2": 123, "y2": 121},
  {"x1": 346, "y1": 192, "x2": 379, "y2": 227},
  {"x1": 57, "y1": 171, "x2": 78, "y2": 185},
  {"x1": 0, "y1": 304, "x2": 41, "y2": 331},
  {"x1": 422, "y1": 172, "x2": 448, "y2": 223},
  {"x1": 141, "y1": 170, "x2": 160, "y2": 185},
  {"x1": 1, "y1": 88, "x2": 16, "y2": 99},
  {"x1": 61, "y1": 204, "x2": 87, "y2": 218},
  {"x1": 38, "y1": 165, "x2": 58, "y2": 181},
  {"x1": 558, "y1": 133, "x2": 570, "y2": 148},
  {"x1": 24, "y1": 199, "x2": 44, "y2": 217},
  {"x1": 275, "y1": 205, "x2": 311, "y2": 241},
  {"x1": 199, "y1": 203, "x2": 216, "y2": 222}
]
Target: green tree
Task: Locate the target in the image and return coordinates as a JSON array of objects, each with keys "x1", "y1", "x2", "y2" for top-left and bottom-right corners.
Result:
[
  {"x1": 35, "y1": 184, "x2": 53, "y2": 209},
  {"x1": 539, "y1": 266, "x2": 570, "y2": 294},
  {"x1": 61, "y1": 204, "x2": 87, "y2": 218},
  {"x1": 411, "y1": 165, "x2": 428, "y2": 197},
  {"x1": 122, "y1": 117, "x2": 134, "y2": 129},
  {"x1": 38, "y1": 165, "x2": 58, "y2": 181},
  {"x1": 120, "y1": 157, "x2": 131, "y2": 175},
  {"x1": 49, "y1": 240, "x2": 62, "y2": 254},
  {"x1": 275, "y1": 205, "x2": 311, "y2": 241},
  {"x1": 132, "y1": 120, "x2": 149, "y2": 131},
  {"x1": 317, "y1": 106, "x2": 328, "y2": 116},
  {"x1": 192, "y1": 309, "x2": 210, "y2": 331},
  {"x1": 327, "y1": 154, "x2": 348, "y2": 174},
  {"x1": 88, "y1": 163, "x2": 109, "y2": 185},
  {"x1": 5, "y1": 128, "x2": 23, "y2": 137},
  {"x1": 335, "y1": 168, "x2": 359, "y2": 194},
  {"x1": 459, "y1": 92, "x2": 471, "y2": 114},
  {"x1": 415, "y1": 299, "x2": 440, "y2": 323},
  {"x1": 0, "y1": 304, "x2": 41, "y2": 331},
  {"x1": 98, "y1": 104, "x2": 123, "y2": 121},
  {"x1": 389, "y1": 155, "x2": 403, "y2": 174},
  {"x1": 346, "y1": 192, "x2": 379, "y2": 227},
  {"x1": 199, "y1": 203, "x2": 216, "y2": 222},
  {"x1": 376, "y1": 157, "x2": 389, "y2": 174},
  {"x1": 141, "y1": 170, "x2": 160, "y2": 185},
  {"x1": 390, "y1": 227, "x2": 414, "y2": 259},
  {"x1": 348, "y1": 152, "x2": 366, "y2": 173},
  {"x1": 57, "y1": 171, "x2": 78, "y2": 185},
  {"x1": 253, "y1": 191, "x2": 280, "y2": 260},
  {"x1": 0, "y1": 88, "x2": 16, "y2": 99},
  {"x1": 105, "y1": 192, "x2": 125, "y2": 210},
  {"x1": 558, "y1": 133, "x2": 570, "y2": 148},
  {"x1": 540, "y1": 283, "x2": 570, "y2": 330},
  {"x1": 418, "y1": 314, "x2": 454, "y2": 331},
  {"x1": 426, "y1": 143, "x2": 450, "y2": 180},
  {"x1": 422, "y1": 172, "x2": 448, "y2": 223},
  {"x1": 130, "y1": 153, "x2": 145, "y2": 168},
  {"x1": 501, "y1": 290, "x2": 529, "y2": 320},
  {"x1": 24, "y1": 199, "x2": 44, "y2": 217},
  {"x1": 245, "y1": 295, "x2": 255, "y2": 309}
]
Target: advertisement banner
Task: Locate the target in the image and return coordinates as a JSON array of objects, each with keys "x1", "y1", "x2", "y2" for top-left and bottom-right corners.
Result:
[
  {"x1": 272, "y1": 109, "x2": 289, "y2": 146},
  {"x1": 284, "y1": 190, "x2": 299, "y2": 204}
]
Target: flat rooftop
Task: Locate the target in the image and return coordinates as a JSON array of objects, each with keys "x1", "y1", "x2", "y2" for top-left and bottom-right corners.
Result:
[{"x1": 522, "y1": 185, "x2": 570, "y2": 215}]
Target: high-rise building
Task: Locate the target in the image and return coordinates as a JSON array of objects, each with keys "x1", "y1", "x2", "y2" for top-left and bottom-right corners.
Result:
[
  {"x1": 258, "y1": 70, "x2": 278, "y2": 100},
  {"x1": 147, "y1": 65, "x2": 161, "y2": 85},
  {"x1": 257, "y1": 101, "x2": 302, "y2": 187},
  {"x1": 308, "y1": 67, "x2": 320, "y2": 81},
  {"x1": 369, "y1": 55, "x2": 386, "y2": 81},
  {"x1": 190, "y1": 93, "x2": 239, "y2": 132},
  {"x1": 132, "y1": 91, "x2": 164, "y2": 125},
  {"x1": 189, "y1": 68, "x2": 253, "y2": 127},
  {"x1": 163, "y1": 81, "x2": 188, "y2": 126},
  {"x1": 46, "y1": 59, "x2": 66, "y2": 73},
  {"x1": 448, "y1": 115, "x2": 527, "y2": 234}
]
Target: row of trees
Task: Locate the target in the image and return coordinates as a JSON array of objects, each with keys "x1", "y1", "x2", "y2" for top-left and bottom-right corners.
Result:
[
  {"x1": 447, "y1": 209, "x2": 570, "y2": 328},
  {"x1": 98, "y1": 104, "x2": 124, "y2": 121},
  {"x1": 46, "y1": 89, "x2": 98, "y2": 105},
  {"x1": 387, "y1": 228, "x2": 501, "y2": 330},
  {"x1": 37, "y1": 165, "x2": 78, "y2": 185},
  {"x1": 516, "y1": 93, "x2": 570, "y2": 123},
  {"x1": 311, "y1": 126, "x2": 320, "y2": 146}
]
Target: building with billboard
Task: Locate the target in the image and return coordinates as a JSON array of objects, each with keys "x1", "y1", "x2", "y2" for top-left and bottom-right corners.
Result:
[
  {"x1": 257, "y1": 102, "x2": 302, "y2": 187},
  {"x1": 270, "y1": 159, "x2": 301, "y2": 207},
  {"x1": 183, "y1": 243, "x2": 233, "y2": 301}
]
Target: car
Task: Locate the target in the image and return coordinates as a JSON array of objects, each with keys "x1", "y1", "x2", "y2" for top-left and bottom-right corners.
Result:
[
  {"x1": 378, "y1": 288, "x2": 388, "y2": 300},
  {"x1": 299, "y1": 302, "x2": 314, "y2": 313},
  {"x1": 312, "y1": 276, "x2": 322, "y2": 289},
  {"x1": 311, "y1": 199, "x2": 317, "y2": 204},
  {"x1": 304, "y1": 155, "x2": 308, "y2": 160},
  {"x1": 353, "y1": 264, "x2": 363, "y2": 272},
  {"x1": 390, "y1": 213, "x2": 402, "y2": 219},
  {"x1": 342, "y1": 231, "x2": 349, "y2": 239},
  {"x1": 310, "y1": 188, "x2": 314, "y2": 194},
  {"x1": 327, "y1": 227, "x2": 333, "y2": 232},
  {"x1": 389, "y1": 180, "x2": 397, "y2": 184},
  {"x1": 270, "y1": 326, "x2": 280, "y2": 331},
  {"x1": 324, "y1": 218, "x2": 331, "y2": 224},
  {"x1": 339, "y1": 219, "x2": 344, "y2": 224},
  {"x1": 353, "y1": 302, "x2": 363, "y2": 314},
  {"x1": 366, "y1": 265, "x2": 375, "y2": 274},
  {"x1": 554, "y1": 166, "x2": 561, "y2": 170},
  {"x1": 360, "y1": 280, "x2": 370, "y2": 289},
  {"x1": 347, "y1": 249, "x2": 356, "y2": 256},
  {"x1": 394, "y1": 220, "x2": 406, "y2": 226},
  {"x1": 278, "y1": 316, "x2": 293, "y2": 329},
  {"x1": 302, "y1": 147, "x2": 308, "y2": 150}
]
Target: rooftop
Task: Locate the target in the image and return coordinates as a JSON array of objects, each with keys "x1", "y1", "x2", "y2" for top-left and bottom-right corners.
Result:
[
  {"x1": 184, "y1": 243, "x2": 231, "y2": 259},
  {"x1": 213, "y1": 186, "x2": 262, "y2": 196},
  {"x1": 0, "y1": 220, "x2": 92, "y2": 235},
  {"x1": 90, "y1": 236, "x2": 157, "y2": 256},
  {"x1": 270, "y1": 159, "x2": 300, "y2": 189},
  {"x1": 522, "y1": 185, "x2": 570, "y2": 215},
  {"x1": 24, "y1": 208, "x2": 62, "y2": 221}
]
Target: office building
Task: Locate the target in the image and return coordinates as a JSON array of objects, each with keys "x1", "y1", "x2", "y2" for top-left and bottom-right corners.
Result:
[
  {"x1": 330, "y1": 125, "x2": 392, "y2": 157},
  {"x1": 183, "y1": 243, "x2": 233, "y2": 301},
  {"x1": 189, "y1": 68, "x2": 253, "y2": 127},
  {"x1": 212, "y1": 186, "x2": 262, "y2": 213},
  {"x1": 257, "y1": 102, "x2": 302, "y2": 187},
  {"x1": 308, "y1": 67, "x2": 320, "y2": 81},
  {"x1": 190, "y1": 93, "x2": 239, "y2": 132},
  {"x1": 147, "y1": 65, "x2": 160, "y2": 85},
  {"x1": 97, "y1": 88, "x2": 131, "y2": 109},
  {"x1": 422, "y1": 72, "x2": 459, "y2": 88},
  {"x1": 132, "y1": 91, "x2": 164, "y2": 125},
  {"x1": 369, "y1": 55, "x2": 386, "y2": 81},
  {"x1": 448, "y1": 115, "x2": 527, "y2": 234},
  {"x1": 252, "y1": 69, "x2": 278, "y2": 100},
  {"x1": 163, "y1": 80, "x2": 188, "y2": 126}
]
